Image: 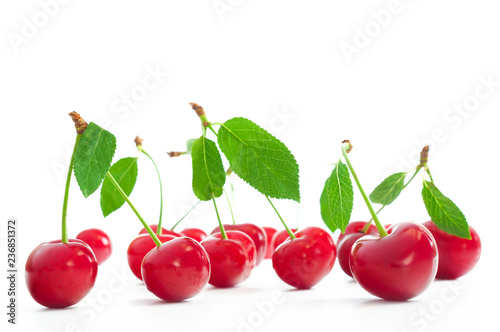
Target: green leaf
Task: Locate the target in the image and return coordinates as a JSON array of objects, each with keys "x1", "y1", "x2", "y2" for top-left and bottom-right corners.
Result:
[
  {"x1": 191, "y1": 136, "x2": 226, "y2": 201},
  {"x1": 320, "y1": 161, "x2": 354, "y2": 233},
  {"x1": 73, "y1": 122, "x2": 117, "y2": 198},
  {"x1": 217, "y1": 117, "x2": 300, "y2": 202},
  {"x1": 100, "y1": 157, "x2": 138, "y2": 217},
  {"x1": 369, "y1": 172, "x2": 407, "y2": 205},
  {"x1": 422, "y1": 180, "x2": 471, "y2": 239},
  {"x1": 319, "y1": 182, "x2": 331, "y2": 227}
]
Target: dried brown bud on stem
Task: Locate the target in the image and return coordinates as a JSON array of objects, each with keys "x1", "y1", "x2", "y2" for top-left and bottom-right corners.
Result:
[
  {"x1": 189, "y1": 103, "x2": 205, "y2": 117},
  {"x1": 69, "y1": 111, "x2": 88, "y2": 134},
  {"x1": 167, "y1": 151, "x2": 185, "y2": 158},
  {"x1": 134, "y1": 136, "x2": 144, "y2": 147},
  {"x1": 420, "y1": 145, "x2": 430, "y2": 165}
]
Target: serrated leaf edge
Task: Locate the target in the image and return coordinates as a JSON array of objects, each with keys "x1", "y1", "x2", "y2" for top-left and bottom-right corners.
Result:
[
  {"x1": 369, "y1": 172, "x2": 407, "y2": 205},
  {"x1": 320, "y1": 161, "x2": 353, "y2": 233},
  {"x1": 191, "y1": 136, "x2": 226, "y2": 201},
  {"x1": 218, "y1": 118, "x2": 300, "y2": 202},
  {"x1": 422, "y1": 180, "x2": 471, "y2": 239},
  {"x1": 73, "y1": 123, "x2": 117, "y2": 198}
]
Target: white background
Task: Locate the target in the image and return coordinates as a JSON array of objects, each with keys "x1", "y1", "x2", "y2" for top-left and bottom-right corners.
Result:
[{"x1": 1, "y1": 1, "x2": 500, "y2": 331}]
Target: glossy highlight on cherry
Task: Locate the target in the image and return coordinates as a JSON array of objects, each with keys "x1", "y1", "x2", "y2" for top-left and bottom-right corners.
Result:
[
  {"x1": 25, "y1": 239, "x2": 98, "y2": 308},
  {"x1": 142, "y1": 237, "x2": 211, "y2": 302},
  {"x1": 201, "y1": 230, "x2": 256, "y2": 288},
  {"x1": 336, "y1": 221, "x2": 377, "y2": 278},
  {"x1": 273, "y1": 226, "x2": 336, "y2": 289},
  {"x1": 423, "y1": 220, "x2": 481, "y2": 280},
  {"x1": 76, "y1": 228, "x2": 112, "y2": 265},
  {"x1": 350, "y1": 222, "x2": 438, "y2": 301}
]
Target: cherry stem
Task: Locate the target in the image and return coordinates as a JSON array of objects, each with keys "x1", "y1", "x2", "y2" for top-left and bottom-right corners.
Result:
[
  {"x1": 106, "y1": 171, "x2": 162, "y2": 247},
  {"x1": 212, "y1": 197, "x2": 227, "y2": 239},
  {"x1": 406, "y1": 167, "x2": 422, "y2": 187},
  {"x1": 61, "y1": 134, "x2": 81, "y2": 244},
  {"x1": 170, "y1": 200, "x2": 202, "y2": 231},
  {"x1": 206, "y1": 123, "x2": 218, "y2": 137},
  {"x1": 361, "y1": 205, "x2": 385, "y2": 234},
  {"x1": 341, "y1": 142, "x2": 388, "y2": 238},
  {"x1": 425, "y1": 166, "x2": 434, "y2": 183},
  {"x1": 266, "y1": 196, "x2": 296, "y2": 240},
  {"x1": 224, "y1": 187, "x2": 237, "y2": 225},
  {"x1": 139, "y1": 147, "x2": 164, "y2": 236}
]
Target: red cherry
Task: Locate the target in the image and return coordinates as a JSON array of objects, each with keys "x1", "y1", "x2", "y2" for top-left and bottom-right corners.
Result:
[
  {"x1": 25, "y1": 239, "x2": 98, "y2": 308},
  {"x1": 138, "y1": 225, "x2": 181, "y2": 237},
  {"x1": 211, "y1": 224, "x2": 267, "y2": 266},
  {"x1": 271, "y1": 228, "x2": 298, "y2": 251},
  {"x1": 180, "y1": 228, "x2": 208, "y2": 242},
  {"x1": 76, "y1": 228, "x2": 112, "y2": 265},
  {"x1": 422, "y1": 220, "x2": 481, "y2": 280},
  {"x1": 201, "y1": 230, "x2": 256, "y2": 288},
  {"x1": 127, "y1": 234, "x2": 177, "y2": 281},
  {"x1": 272, "y1": 226, "x2": 336, "y2": 289},
  {"x1": 211, "y1": 231, "x2": 257, "y2": 267},
  {"x1": 141, "y1": 237, "x2": 210, "y2": 302},
  {"x1": 263, "y1": 227, "x2": 278, "y2": 259},
  {"x1": 350, "y1": 222, "x2": 438, "y2": 301},
  {"x1": 336, "y1": 222, "x2": 378, "y2": 278}
]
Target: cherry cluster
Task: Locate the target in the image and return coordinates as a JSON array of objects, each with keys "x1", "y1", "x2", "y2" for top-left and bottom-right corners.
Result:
[
  {"x1": 25, "y1": 218, "x2": 481, "y2": 307},
  {"x1": 24, "y1": 109, "x2": 481, "y2": 309}
]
